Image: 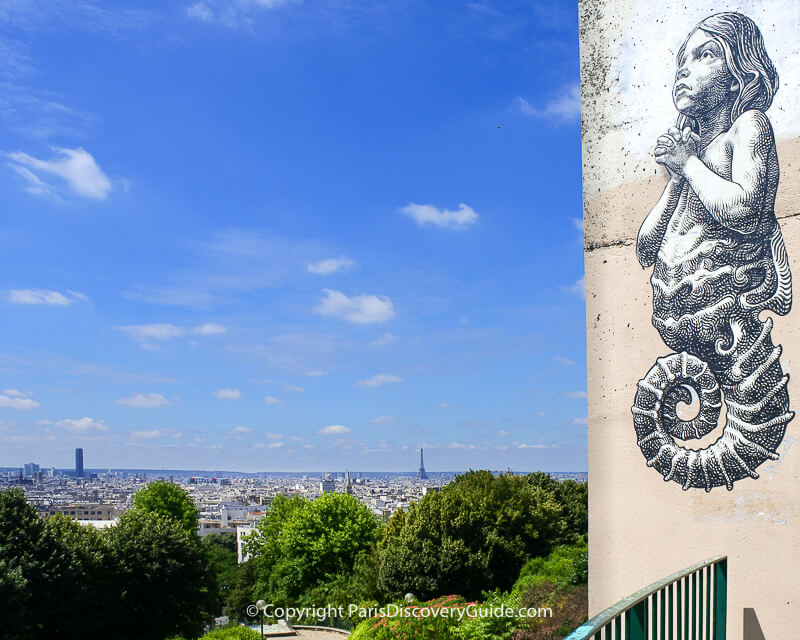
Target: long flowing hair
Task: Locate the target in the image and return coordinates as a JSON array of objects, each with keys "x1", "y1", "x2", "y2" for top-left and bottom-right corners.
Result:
[{"x1": 676, "y1": 12, "x2": 778, "y2": 132}]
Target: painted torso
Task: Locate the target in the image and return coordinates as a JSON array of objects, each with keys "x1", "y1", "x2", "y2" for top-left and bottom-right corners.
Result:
[{"x1": 650, "y1": 126, "x2": 779, "y2": 353}]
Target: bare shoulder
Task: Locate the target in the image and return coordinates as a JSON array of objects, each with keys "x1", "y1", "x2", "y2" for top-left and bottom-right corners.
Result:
[{"x1": 729, "y1": 110, "x2": 775, "y2": 147}]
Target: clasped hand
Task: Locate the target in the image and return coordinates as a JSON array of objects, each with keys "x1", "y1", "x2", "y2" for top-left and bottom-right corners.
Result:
[{"x1": 654, "y1": 126, "x2": 700, "y2": 178}]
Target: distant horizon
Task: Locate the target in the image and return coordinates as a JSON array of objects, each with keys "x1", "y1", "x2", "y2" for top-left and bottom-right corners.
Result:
[{"x1": 1, "y1": 466, "x2": 587, "y2": 476}]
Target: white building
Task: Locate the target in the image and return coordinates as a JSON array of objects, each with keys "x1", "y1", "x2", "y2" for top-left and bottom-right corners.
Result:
[{"x1": 237, "y1": 523, "x2": 255, "y2": 564}]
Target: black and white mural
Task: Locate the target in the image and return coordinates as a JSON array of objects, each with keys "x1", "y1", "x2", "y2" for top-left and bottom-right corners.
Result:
[{"x1": 632, "y1": 12, "x2": 793, "y2": 491}]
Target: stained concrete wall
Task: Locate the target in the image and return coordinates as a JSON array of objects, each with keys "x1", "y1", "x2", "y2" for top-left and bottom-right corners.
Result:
[{"x1": 579, "y1": 1, "x2": 800, "y2": 637}]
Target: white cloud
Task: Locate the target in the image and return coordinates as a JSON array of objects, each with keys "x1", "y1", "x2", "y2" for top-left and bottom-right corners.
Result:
[
  {"x1": 400, "y1": 202, "x2": 479, "y2": 230},
  {"x1": 186, "y1": 2, "x2": 214, "y2": 20},
  {"x1": 307, "y1": 256, "x2": 356, "y2": 275},
  {"x1": 263, "y1": 395, "x2": 281, "y2": 405},
  {"x1": 370, "y1": 333, "x2": 396, "y2": 347},
  {"x1": 436, "y1": 403, "x2": 451, "y2": 409},
  {"x1": 131, "y1": 429, "x2": 165, "y2": 439},
  {"x1": 266, "y1": 432, "x2": 283, "y2": 439},
  {"x1": 7, "y1": 147, "x2": 112, "y2": 199},
  {"x1": 449, "y1": 441, "x2": 476, "y2": 449},
  {"x1": 186, "y1": 0, "x2": 298, "y2": 27},
  {"x1": 8, "y1": 289, "x2": 87, "y2": 305},
  {"x1": 192, "y1": 323, "x2": 227, "y2": 335},
  {"x1": 516, "y1": 443, "x2": 554, "y2": 449},
  {"x1": 118, "y1": 323, "x2": 184, "y2": 342},
  {"x1": 0, "y1": 391, "x2": 39, "y2": 409},
  {"x1": 8, "y1": 164, "x2": 60, "y2": 199},
  {"x1": 56, "y1": 417, "x2": 110, "y2": 433},
  {"x1": 355, "y1": 373, "x2": 403, "y2": 388},
  {"x1": 317, "y1": 424, "x2": 351, "y2": 435},
  {"x1": 213, "y1": 388, "x2": 241, "y2": 399},
  {"x1": 571, "y1": 217, "x2": 584, "y2": 233},
  {"x1": 284, "y1": 384, "x2": 304, "y2": 392},
  {"x1": 306, "y1": 370, "x2": 327, "y2": 377},
  {"x1": 118, "y1": 322, "x2": 226, "y2": 343},
  {"x1": 564, "y1": 275, "x2": 586, "y2": 298},
  {"x1": 573, "y1": 417, "x2": 588, "y2": 425},
  {"x1": 369, "y1": 415, "x2": 397, "y2": 424},
  {"x1": 3, "y1": 389, "x2": 31, "y2": 398},
  {"x1": 232, "y1": 425, "x2": 253, "y2": 433},
  {"x1": 115, "y1": 393, "x2": 171, "y2": 408},
  {"x1": 496, "y1": 429, "x2": 509, "y2": 437},
  {"x1": 315, "y1": 289, "x2": 395, "y2": 324},
  {"x1": 129, "y1": 428, "x2": 181, "y2": 439},
  {"x1": 553, "y1": 356, "x2": 575, "y2": 367},
  {"x1": 565, "y1": 391, "x2": 587, "y2": 399},
  {"x1": 268, "y1": 441, "x2": 284, "y2": 448},
  {"x1": 516, "y1": 84, "x2": 580, "y2": 122}
]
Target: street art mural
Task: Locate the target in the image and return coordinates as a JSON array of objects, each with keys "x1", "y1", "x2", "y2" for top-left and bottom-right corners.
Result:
[{"x1": 631, "y1": 12, "x2": 793, "y2": 491}]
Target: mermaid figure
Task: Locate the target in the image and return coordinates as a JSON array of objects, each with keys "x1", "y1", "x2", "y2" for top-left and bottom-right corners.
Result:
[{"x1": 632, "y1": 12, "x2": 793, "y2": 491}]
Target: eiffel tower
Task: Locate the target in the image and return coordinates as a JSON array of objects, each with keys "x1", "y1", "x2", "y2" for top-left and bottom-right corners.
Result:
[{"x1": 417, "y1": 448, "x2": 428, "y2": 480}]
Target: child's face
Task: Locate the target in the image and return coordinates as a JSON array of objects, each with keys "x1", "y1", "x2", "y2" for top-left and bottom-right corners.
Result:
[{"x1": 674, "y1": 29, "x2": 735, "y2": 118}]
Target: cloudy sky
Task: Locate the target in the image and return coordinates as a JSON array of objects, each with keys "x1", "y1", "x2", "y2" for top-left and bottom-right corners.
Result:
[{"x1": 0, "y1": 0, "x2": 585, "y2": 472}]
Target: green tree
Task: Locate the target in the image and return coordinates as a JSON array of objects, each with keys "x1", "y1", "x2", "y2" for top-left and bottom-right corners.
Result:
[
  {"x1": 299, "y1": 550, "x2": 382, "y2": 628},
  {"x1": 225, "y1": 559, "x2": 259, "y2": 623},
  {"x1": 376, "y1": 471, "x2": 569, "y2": 601},
  {"x1": 243, "y1": 494, "x2": 305, "y2": 576},
  {"x1": 132, "y1": 480, "x2": 200, "y2": 536},
  {"x1": 0, "y1": 488, "x2": 47, "y2": 639},
  {"x1": 0, "y1": 488, "x2": 108, "y2": 640},
  {"x1": 105, "y1": 510, "x2": 209, "y2": 640},
  {"x1": 202, "y1": 532, "x2": 239, "y2": 615},
  {"x1": 525, "y1": 472, "x2": 587, "y2": 539},
  {"x1": 247, "y1": 493, "x2": 382, "y2": 609},
  {"x1": 42, "y1": 514, "x2": 110, "y2": 639}
]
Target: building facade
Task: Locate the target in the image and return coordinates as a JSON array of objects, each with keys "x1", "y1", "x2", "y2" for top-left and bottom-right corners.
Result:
[
  {"x1": 579, "y1": 1, "x2": 800, "y2": 636},
  {"x1": 40, "y1": 503, "x2": 118, "y2": 521}
]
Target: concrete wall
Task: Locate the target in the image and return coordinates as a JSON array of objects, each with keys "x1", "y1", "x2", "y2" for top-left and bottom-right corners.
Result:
[{"x1": 579, "y1": 1, "x2": 800, "y2": 637}]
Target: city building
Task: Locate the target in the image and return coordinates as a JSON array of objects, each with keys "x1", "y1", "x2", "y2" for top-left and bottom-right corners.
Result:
[
  {"x1": 40, "y1": 503, "x2": 118, "y2": 521},
  {"x1": 23, "y1": 462, "x2": 39, "y2": 477},
  {"x1": 344, "y1": 471, "x2": 353, "y2": 495},
  {"x1": 237, "y1": 522, "x2": 255, "y2": 564},
  {"x1": 320, "y1": 473, "x2": 335, "y2": 493},
  {"x1": 75, "y1": 448, "x2": 84, "y2": 478}
]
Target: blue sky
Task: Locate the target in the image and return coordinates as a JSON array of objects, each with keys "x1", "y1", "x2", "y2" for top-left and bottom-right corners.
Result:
[{"x1": 0, "y1": 0, "x2": 586, "y2": 472}]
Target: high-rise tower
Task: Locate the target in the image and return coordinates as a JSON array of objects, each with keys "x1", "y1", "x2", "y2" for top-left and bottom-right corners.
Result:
[
  {"x1": 417, "y1": 448, "x2": 428, "y2": 480},
  {"x1": 75, "y1": 448, "x2": 84, "y2": 478},
  {"x1": 345, "y1": 470, "x2": 354, "y2": 494}
]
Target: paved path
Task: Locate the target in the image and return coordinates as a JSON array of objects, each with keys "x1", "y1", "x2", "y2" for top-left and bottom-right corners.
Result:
[{"x1": 294, "y1": 630, "x2": 350, "y2": 639}]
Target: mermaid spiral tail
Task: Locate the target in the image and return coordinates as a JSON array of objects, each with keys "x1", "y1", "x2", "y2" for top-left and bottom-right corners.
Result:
[{"x1": 632, "y1": 316, "x2": 793, "y2": 491}]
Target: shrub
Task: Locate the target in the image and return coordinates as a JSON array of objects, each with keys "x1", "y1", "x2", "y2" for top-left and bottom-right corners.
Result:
[{"x1": 200, "y1": 626, "x2": 262, "y2": 640}]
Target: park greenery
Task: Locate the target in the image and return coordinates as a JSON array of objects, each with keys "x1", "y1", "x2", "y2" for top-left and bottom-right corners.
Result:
[
  {"x1": 348, "y1": 541, "x2": 588, "y2": 640},
  {"x1": 0, "y1": 484, "x2": 209, "y2": 640},
  {"x1": 132, "y1": 479, "x2": 201, "y2": 536},
  {"x1": 0, "y1": 470, "x2": 587, "y2": 640}
]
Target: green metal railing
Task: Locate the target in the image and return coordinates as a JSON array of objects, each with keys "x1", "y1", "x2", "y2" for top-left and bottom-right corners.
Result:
[{"x1": 564, "y1": 556, "x2": 727, "y2": 640}]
